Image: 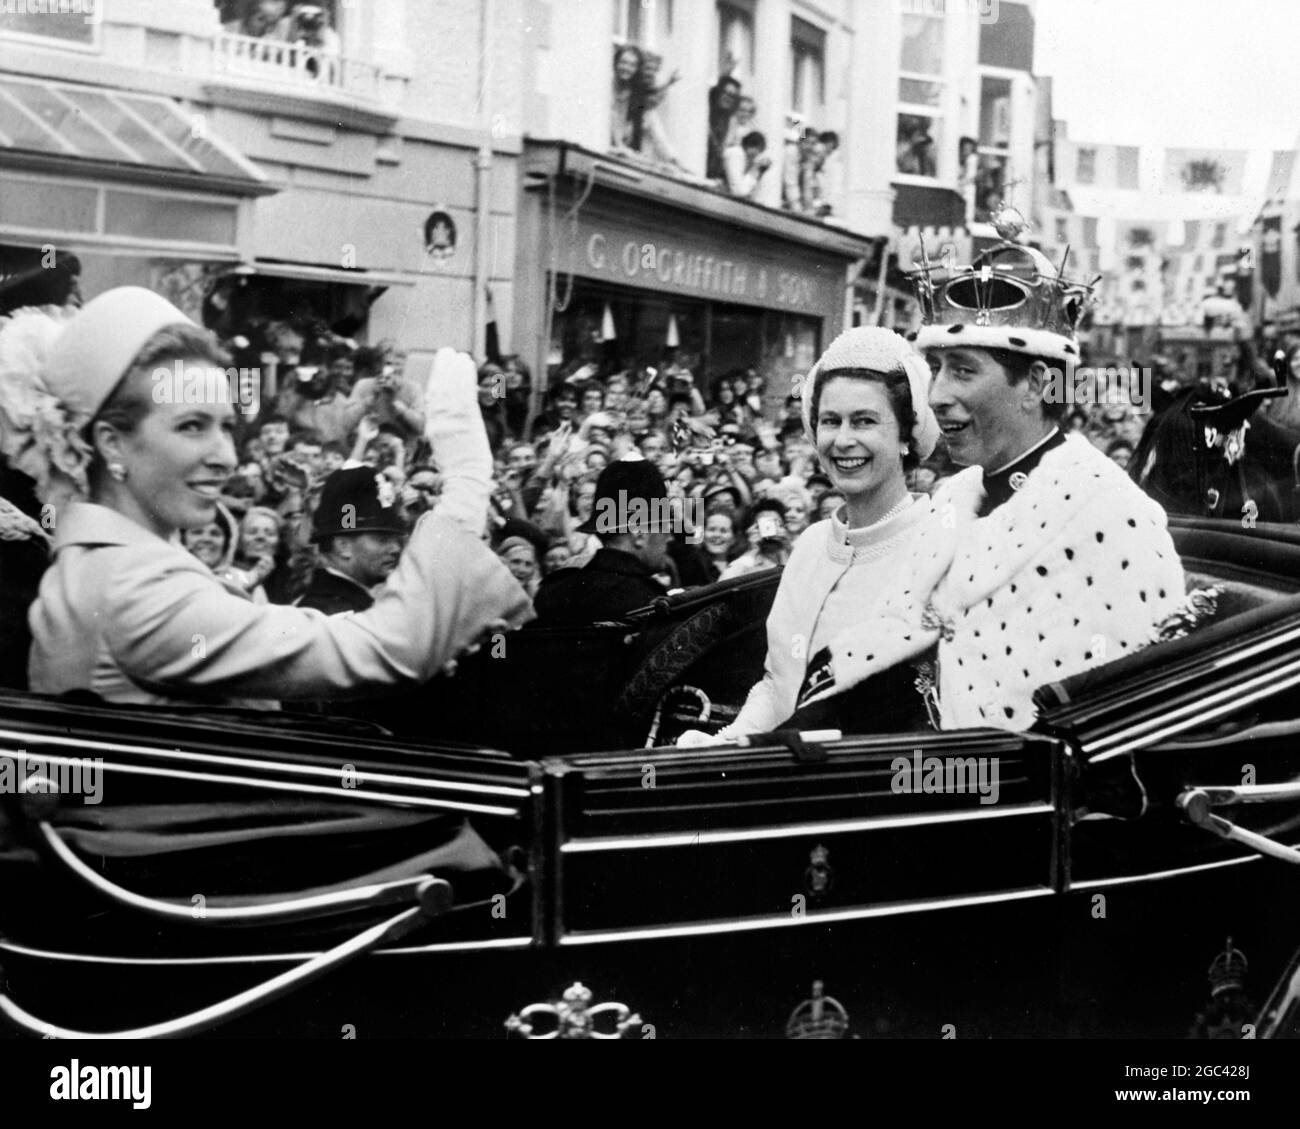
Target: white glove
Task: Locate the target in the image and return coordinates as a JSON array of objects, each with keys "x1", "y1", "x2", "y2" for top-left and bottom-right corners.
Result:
[
  {"x1": 676, "y1": 729, "x2": 731, "y2": 748},
  {"x1": 424, "y1": 348, "x2": 492, "y2": 533}
]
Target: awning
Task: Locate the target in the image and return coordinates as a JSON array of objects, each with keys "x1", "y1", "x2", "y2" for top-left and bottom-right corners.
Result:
[
  {"x1": 0, "y1": 74, "x2": 273, "y2": 196},
  {"x1": 229, "y1": 261, "x2": 415, "y2": 287},
  {"x1": 525, "y1": 140, "x2": 881, "y2": 261}
]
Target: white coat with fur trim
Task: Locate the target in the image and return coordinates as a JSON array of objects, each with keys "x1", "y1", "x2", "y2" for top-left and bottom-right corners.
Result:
[{"x1": 813, "y1": 434, "x2": 1185, "y2": 731}]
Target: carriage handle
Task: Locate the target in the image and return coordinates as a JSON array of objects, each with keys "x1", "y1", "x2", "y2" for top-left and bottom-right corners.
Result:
[
  {"x1": 1177, "y1": 784, "x2": 1300, "y2": 866},
  {"x1": 0, "y1": 886, "x2": 448, "y2": 1039},
  {"x1": 31, "y1": 818, "x2": 445, "y2": 927}
]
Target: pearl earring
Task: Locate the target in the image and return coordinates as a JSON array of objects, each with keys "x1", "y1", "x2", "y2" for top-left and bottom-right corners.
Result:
[{"x1": 108, "y1": 462, "x2": 127, "y2": 482}]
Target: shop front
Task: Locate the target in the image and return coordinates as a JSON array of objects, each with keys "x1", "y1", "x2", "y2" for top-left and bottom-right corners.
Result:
[{"x1": 516, "y1": 142, "x2": 880, "y2": 417}]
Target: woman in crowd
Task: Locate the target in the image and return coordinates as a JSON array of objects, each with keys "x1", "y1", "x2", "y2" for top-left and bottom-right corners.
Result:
[
  {"x1": 700, "y1": 507, "x2": 739, "y2": 582},
  {"x1": 775, "y1": 483, "x2": 811, "y2": 536},
  {"x1": 816, "y1": 489, "x2": 845, "y2": 522},
  {"x1": 496, "y1": 535, "x2": 541, "y2": 598},
  {"x1": 680, "y1": 327, "x2": 940, "y2": 745},
  {"x1": 609, "y1": 44, "x2": 680, "y2": 167},
  {"x1": 235, "y1": 504, "x2": 289, "y2": 603},
  {"x1": 182, "y1": 503, "x2": 273, "y2": 603},
  {"x1": 720, "y1": 497, "x2": 790, "y2": 580},
  {"x1": 11, "y1": 287, "x2": 531, "y2": 706}
]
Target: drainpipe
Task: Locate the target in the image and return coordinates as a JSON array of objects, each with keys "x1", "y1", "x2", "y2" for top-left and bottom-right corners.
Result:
[{"x1": 472, "y1": 0, "x2": 495, "y2": 359}]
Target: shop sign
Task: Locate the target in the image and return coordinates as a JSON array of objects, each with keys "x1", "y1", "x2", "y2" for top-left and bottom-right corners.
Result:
[{"x1": 575, "y1": 222, "x2": 837, "y2": 315}]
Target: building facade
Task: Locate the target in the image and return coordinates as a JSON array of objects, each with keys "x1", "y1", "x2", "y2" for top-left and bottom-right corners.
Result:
[
  {"x1": 1, "y1": 0, "x2": 1058, "y2": 403},
  {"x1": 0, "y1": 0, "x2": 524, "y2": 386}
]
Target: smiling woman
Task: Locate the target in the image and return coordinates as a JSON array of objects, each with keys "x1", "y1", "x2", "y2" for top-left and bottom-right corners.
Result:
[
  {"x1": 3, "y1": 287, "x2": 533, "y2": 707},
  {"x1": 678, "y1": 327, "x2": 941, "y2": 746}
]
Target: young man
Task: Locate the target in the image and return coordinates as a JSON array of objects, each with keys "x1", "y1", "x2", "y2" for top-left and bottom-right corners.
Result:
[
  {"x1": 531, "y1": 458, "x2": 675, "y2": 627},
  {"x1": 799, "y1": 241, "x2": 1186, "y2": 732}
]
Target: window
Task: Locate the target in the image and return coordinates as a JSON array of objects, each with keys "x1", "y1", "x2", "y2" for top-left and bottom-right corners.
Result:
[
  {"x1": 971, "y1": 74, "x2": 1012, "y2": 221},
  {"x1": 618, "y1": 0, "x2": 674, "y2": 49},
  {"x1": 1211, "y1": 222, "x2": 1227, "y2": 249},
  {"x1": 1076, "y1": 148, "x2": 1096, "y2": 185},
  {"x1": 1117, "y1": 146, "x2": 1139, "y2": 190},
  {"x1": 0, "y1": 1, "x2": 99, "y2": 48},
  {"x1": 896, "y1": 13, "x2": 945, "y2": 178},
  {"x1": 790, "y1": 17, "x2": 825, "y2": 118},
  {"x1": 717, "y1": 1, "x2": 754, "y2": 83},
  {"x1": 1055, "y1": 217, "x2": 1069, "y2": 244},
  {"x1": 1082, "y1": 217, "x2": 1098, "y2": 248}
]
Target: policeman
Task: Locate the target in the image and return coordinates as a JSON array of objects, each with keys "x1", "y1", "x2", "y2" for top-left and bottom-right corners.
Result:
[{"x1": 297, "y1": 466, "x2": 406, "y2": 616}]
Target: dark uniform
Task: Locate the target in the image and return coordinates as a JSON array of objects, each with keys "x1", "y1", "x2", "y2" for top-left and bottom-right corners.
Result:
[
  {"x1": 532, "y1": 547, "x2": 666, "y2": 627},
  {"x1": 296, "y1": 566, "x2": 374, "y2": 616},
  {"x1": 286, "y1": 465, "x2": 404, "y2": 723},
  {"x1": 531, "y1": 457, "x2": 675, "y2": 627}
]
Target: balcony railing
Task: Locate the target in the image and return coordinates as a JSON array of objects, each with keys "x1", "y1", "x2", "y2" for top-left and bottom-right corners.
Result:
[{"x1": 211, "y1": 31, "x2": 391, "y2": 107}]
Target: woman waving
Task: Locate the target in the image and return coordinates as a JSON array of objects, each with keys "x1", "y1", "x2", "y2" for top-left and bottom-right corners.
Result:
[{"x1": 2, "y1": 287, "x2": 531, "y2": 707}]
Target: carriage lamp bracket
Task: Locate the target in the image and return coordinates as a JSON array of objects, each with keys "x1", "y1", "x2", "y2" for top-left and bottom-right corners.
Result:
[{"x1": 1178, "y1": 784, "x2": 1300, "y2": 867}]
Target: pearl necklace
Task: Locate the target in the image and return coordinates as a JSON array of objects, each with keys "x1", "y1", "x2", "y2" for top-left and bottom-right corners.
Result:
[{"x1": 843, "y1": 494, "x2": 912, "y2": 541}]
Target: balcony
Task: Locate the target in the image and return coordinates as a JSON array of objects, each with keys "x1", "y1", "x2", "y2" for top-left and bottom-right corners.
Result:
[{"x1": 211, "y1": 31, "x2": 394, "y2": 106}]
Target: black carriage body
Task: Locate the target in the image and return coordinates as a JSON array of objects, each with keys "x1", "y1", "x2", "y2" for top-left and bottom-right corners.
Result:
[{"x1": 3, "y1": 518, "x2": 1300, "y2": 1038}]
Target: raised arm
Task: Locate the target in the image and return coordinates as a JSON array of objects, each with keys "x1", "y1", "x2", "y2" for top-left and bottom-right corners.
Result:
[{"x1": 105, "y1": 349, "x2": 533, "y2": 701}]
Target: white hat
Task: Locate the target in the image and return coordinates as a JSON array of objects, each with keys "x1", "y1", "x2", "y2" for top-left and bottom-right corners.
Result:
[
  {"x1": 0, "y1": 287, "x2": 193, "y2": 505},
  {"x1": 44, "y1": 286, "x2": 194, "y2": 418},
  {"x1": 800, "y1": 327, "x2": 941, "y2": 459}
]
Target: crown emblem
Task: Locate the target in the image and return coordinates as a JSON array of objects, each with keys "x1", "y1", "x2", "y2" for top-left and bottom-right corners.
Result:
[
  {"x1": 804, "y1": 843, "x2": 833, "y2": 898},
  {"x1": 373, "y1": 472, "x2": 397, "y2": 509},
  {"x1": 785, "y1": 980, "x2": 851, "y2": 1039},
  {"x1": 1208, "y1": 937, "x2": 1249, "y2": 998},
  {"x1": 505, "y1": 982, "x2": 643, "y2": 1039},
  {"x1": 907, "y1": 234, "x2": 1098, "y2": 361}
]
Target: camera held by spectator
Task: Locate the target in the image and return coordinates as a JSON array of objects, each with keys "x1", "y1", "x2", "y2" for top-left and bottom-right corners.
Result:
[{"x1": 284, "y1": 4, "x2": 340, "y2": 51}]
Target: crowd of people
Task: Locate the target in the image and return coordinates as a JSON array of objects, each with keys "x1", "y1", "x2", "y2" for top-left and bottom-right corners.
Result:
[
  {"x1": 609, "y1": 49, "x2": 838, "y2": 216},
  {"x1": 0, "y1": 224, "x2": 1280, "y2": 738}
]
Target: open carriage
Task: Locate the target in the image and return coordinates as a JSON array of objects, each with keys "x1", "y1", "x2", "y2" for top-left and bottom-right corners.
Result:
[{"x1": 2, "y1": 514, "x2": 1300, "y2": 1039}]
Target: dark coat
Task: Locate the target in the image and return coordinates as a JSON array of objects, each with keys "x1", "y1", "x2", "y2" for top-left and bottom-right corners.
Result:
[
  {"x1": 295, "y1": 567, "x2": 374, "y2": 617},
  {"x1": 0, "y1": 468, "x2": 49, "y2": 691},
  {"x1": 531, "y1": 548, "x2": 666, "y2": 627}
]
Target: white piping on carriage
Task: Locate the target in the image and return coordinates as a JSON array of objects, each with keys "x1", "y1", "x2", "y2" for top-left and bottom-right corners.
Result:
[
  {"x1": 559, "y1": 802, "x2": 1054, "y2": 853},
  {"x1": 1084, "y1": 650, "x2": 1300, "y2": 763},
  {"x1": 0, "y1": 725, "x2": 528, "y2": 799},
  {"x1": 555, "y1": 886, "x2": 1056, "y2": 946},
  {"x1": 0, "y1": 752, "x2": 523, "y2": 817},
  {"x1": 1066, "y1": 849, "x2": 1270, "y2": 891},
  {"x1": 0, "y1": 935, "x2": 535, "y2": 967}
]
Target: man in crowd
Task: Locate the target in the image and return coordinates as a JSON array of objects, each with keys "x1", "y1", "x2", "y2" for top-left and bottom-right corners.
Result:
[
  {"x1": 349, "y1": 347, "x2": 425, "y2": 439},
  {"x1": 800, "y1": 241, "x2": 1186, "y2": 732},
  {"x1": 531, "y1": 458, "x2": 674, "y2": 627},
  {"x1": 297, "y1": 466, "x2": 405, "y2": 616},
  {"x1": 259, "y1": 414, "x2": 291, "y2": 459},
  {"x1": 275, "y1": 344, "x2": 363, "y2": 447}
]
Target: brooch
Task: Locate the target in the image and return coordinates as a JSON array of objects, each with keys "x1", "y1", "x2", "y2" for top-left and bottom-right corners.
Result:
[
  {"x1": 913, "y1": 660, "x2": 942, "y2": 730},
  {"x1": 920, "y1": 603, "x2": 955, "y2": 642},
  {"x1": 1008, "y1": 470, "x2": 1029, "y2": 491}
]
